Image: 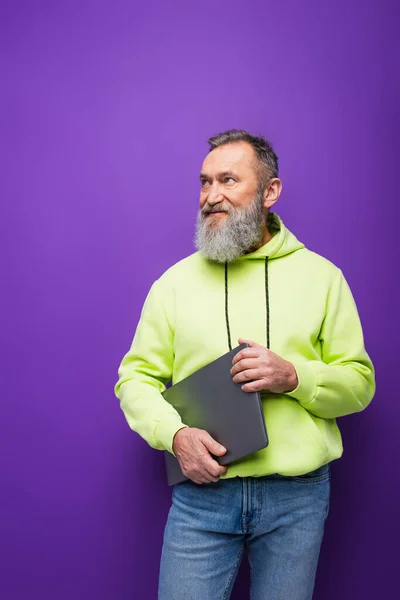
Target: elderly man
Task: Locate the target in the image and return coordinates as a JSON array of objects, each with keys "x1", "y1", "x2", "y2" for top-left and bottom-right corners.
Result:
[{"x1": 114, "y1": 129, "x2": 375, "y2": 600}]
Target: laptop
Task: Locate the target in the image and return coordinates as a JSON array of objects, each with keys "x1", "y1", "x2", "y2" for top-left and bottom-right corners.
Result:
[{"x1": 162, "y1": 343, "x2": 268, "y2": 485}]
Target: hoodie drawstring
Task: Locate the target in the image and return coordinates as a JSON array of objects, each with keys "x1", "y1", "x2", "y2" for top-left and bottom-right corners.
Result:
[{"x1": 224, "y1": 256, "x2": 270, "y2": 352}]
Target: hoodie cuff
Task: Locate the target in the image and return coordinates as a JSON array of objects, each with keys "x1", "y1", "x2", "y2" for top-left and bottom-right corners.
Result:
[
  {"x1": 286, "y1": 362, "x2": 318, "y2": 408},
  {"x1": 154, "y1": 417, "x2": 189, "y2": 455}
]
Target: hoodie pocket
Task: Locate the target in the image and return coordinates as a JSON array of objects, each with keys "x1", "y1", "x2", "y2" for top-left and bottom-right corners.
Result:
[
  {"x1": 262, "y1": 395, "x2": 330, "y2": 463},
  {"x1": 306, "y1": 412, "x2": 330, "y2": 455}
]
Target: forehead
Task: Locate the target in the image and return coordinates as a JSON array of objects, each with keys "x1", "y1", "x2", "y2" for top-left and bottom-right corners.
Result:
[{"x1": 201, "y1": 141, "x2": 257, "y2": 175}]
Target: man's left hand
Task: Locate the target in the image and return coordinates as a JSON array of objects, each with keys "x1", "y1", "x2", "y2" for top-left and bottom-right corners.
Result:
[{"x1": 230, "y1": 338, "x2": 298, "y2": 394}]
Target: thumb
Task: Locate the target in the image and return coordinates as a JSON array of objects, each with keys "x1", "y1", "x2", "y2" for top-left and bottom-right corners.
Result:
[
  {"x1": 238, "y1": 337, "x2": 257, "y2": 347},
  {"x1": 201, "y1": 432, "x2": 227, "y2": 456}
]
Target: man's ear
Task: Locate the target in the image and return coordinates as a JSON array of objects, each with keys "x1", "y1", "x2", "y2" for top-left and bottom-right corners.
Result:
[{"x1": 263, "y1": 178, "x2": 282, "y2": 209}]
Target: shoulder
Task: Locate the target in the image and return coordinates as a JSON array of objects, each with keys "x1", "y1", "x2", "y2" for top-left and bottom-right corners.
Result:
[
  {"x1": 291, "y1": 247, "x2": 342, "y2": 276},
  {"x1": 153, "y1": 251, "x2": 205, "y2": 290}
]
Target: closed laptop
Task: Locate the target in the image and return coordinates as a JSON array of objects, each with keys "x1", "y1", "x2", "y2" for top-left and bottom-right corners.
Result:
[{"x1": 162, "y1": 344, "x2": 269, "y2": 485}]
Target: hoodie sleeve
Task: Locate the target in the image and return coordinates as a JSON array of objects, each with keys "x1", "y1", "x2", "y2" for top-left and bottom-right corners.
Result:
[
  {"x1": 114, "y1": 279, "x2": 188, "y2": 455},
  {"x1": 286, "y1": 268, "x2": 375, "y2": 418}
]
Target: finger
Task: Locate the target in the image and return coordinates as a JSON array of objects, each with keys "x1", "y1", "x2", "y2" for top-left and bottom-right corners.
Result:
[
  {"x1": 200, "y1": 432, "x2": 227, "y2": 456},
  {"x1": 200, "y1": 445, "x2": 227, "y2": 476},
  {"x1": 203, "y1": 473, "x2": 220, "y2": 483},
  {"x1": 238, "y1": 337, "x2": 259, "y2": 347},
  {"x1": 186, "y1": 445, "x2": 225, "y2": 481},
  {"x1": 203, "y1": 456, "x2": 225, "y2": 479},
  {"x1": 189, "y1": 468, "x2": 218, "y2": 485},
  {"x1": 192, "y1": 457, "x2": 228, "y2": 483},
  {"x1": 231, "y1": 348, "x2": 260, "y2": 366},
  {"x1": 190, "y1": 476, "x2": 206, "y2": 485},
  {"x1": 230, "y1": 357, "x2": 260, "y2": 375},
  {"x1": 241, "y1": 379, "x2": 268, "y2": 392},
  {"x1": 195, "y1": 476, "x2": 217, "y2": 485},
  {"x1": 232, "y1": 368, "x2": 261, "y2": 384},
  {"x1": 186, "y1": 464, "x2": 217, "y2": 484}
]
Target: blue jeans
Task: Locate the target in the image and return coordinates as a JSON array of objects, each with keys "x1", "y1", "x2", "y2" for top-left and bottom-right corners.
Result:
[{"x1": 158, "y1": 464, "x2": 330, "y2": 600}]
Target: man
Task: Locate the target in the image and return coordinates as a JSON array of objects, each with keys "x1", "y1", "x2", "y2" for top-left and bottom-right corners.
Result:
[{"x1": 114, "y1": 129, "x2": 375, "y2": 600}]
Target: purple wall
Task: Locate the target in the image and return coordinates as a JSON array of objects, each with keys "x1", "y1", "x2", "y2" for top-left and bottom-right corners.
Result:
[{"x1": 1, "y1": 1, "x2": 398, "y2": 598}]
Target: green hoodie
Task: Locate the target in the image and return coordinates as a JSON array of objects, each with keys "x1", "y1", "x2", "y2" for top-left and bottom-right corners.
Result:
[{"x1": 115, "y1": 213, "x2": 375, "y2": 478}]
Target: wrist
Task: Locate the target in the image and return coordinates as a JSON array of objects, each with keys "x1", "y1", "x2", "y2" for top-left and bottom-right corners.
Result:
[
  {"x1": 172, "y1": 425, "x2": 188, "y2": 454},
  {"x1": 285, "y1": 364, "x2": 299, "y2": 393}
]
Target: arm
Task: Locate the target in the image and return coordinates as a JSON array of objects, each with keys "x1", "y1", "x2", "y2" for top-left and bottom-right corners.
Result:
[
  {"x1": 114, "y1": 279, "x2": 188, "y2": 455},
  {"x1": 286, "y1": 268, "x2": 376, "y2": 418}
]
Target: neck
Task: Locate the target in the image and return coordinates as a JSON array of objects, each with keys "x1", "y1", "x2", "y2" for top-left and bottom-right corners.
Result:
[
  {"x1": 244, "y1": 223, "x2": 272, "y2": 254},
  {"x1": 259, "y1": 222, "x2": 273, "y2": 247},
  {"x1": 257, "y1": 210, "x2": 275, "y2": 248}
]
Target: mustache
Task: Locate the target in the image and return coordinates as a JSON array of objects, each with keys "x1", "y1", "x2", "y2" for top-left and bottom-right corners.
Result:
[{"x1": 202, "y1": 203, "x2": 231, "y2": 215}]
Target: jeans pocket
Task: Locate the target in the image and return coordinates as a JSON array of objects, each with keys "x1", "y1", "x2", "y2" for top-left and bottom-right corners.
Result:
[{"x1": 293, "y1": 464, "x2": 330, "y2": 484}]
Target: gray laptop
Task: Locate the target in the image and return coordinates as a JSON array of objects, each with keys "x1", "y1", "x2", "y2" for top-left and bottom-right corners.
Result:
[{"x1": 162, "y1": 343, "x2": 268, "y2": 485}]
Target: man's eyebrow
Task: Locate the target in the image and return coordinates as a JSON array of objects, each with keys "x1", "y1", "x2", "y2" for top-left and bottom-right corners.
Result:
[{"x1": 199, "y1": 170, "x2": 238, "y2": 180}]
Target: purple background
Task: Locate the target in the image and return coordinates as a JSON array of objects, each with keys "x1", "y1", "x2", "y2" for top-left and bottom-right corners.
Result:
[{"x1": 1, "y1": 1, "x2": 399, "y2": 598}]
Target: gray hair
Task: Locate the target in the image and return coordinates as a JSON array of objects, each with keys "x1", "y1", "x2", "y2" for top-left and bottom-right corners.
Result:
[{"x1": 207, "y1": 129, "x2": 279, "y2": 190}]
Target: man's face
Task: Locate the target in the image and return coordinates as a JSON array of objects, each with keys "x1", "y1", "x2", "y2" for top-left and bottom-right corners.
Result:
[
  {"x1": 195, "y1": 141, "x2": 266, "y2": 263},
  {"x1": 199, "y1": 141, "x2": 260, "y2": 220}
]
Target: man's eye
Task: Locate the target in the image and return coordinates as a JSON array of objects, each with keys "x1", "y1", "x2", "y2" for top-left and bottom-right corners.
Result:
[
  {"x1": 201, "y1": 180, "x2": 209, "y2": 187},
  {"x1": 224, "y1": 177, "x2": 235, "y2": 183}
]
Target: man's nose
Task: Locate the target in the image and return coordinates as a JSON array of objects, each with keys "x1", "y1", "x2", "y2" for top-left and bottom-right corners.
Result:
[{"x1": 206, "y1": 183, "x2": 225, "y2": 205}]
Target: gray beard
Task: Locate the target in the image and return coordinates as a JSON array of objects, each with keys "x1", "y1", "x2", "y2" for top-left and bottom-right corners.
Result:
[{"x1": 194, "y1": 189, "x2": 266, "y2": 263}]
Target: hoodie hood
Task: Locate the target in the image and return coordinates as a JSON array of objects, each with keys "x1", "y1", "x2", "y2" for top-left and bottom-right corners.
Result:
[{"x1": 236, "y1": 212, "x2": 305, "y2": 261}]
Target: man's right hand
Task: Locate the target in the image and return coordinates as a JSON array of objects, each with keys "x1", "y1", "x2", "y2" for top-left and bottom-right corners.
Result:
[{"x1": 172, "y1": 427, "x2": 228, "y2": 485}]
